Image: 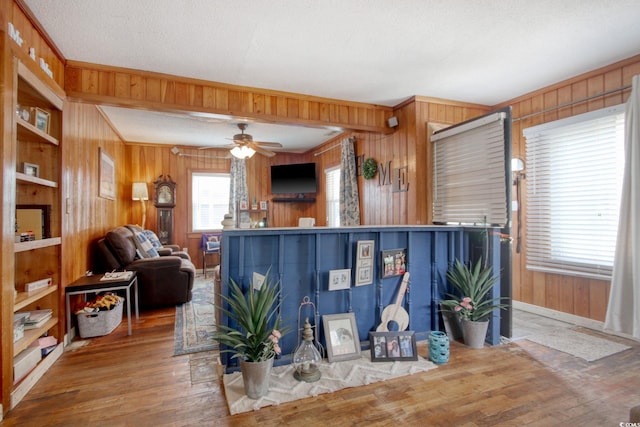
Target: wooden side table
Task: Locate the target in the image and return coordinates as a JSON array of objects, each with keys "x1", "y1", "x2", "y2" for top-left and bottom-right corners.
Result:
[{"x1": 65, "y1": 272, "x2": 139, "y2": 337}]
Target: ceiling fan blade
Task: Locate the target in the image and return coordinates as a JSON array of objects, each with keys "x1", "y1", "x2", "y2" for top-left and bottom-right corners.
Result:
[
  {"x1": 249, "y1": 142, "x2": 276, "y2": 157},
  {"x1": 253, "y1": 141, "x2": 283, "y2": 148}
]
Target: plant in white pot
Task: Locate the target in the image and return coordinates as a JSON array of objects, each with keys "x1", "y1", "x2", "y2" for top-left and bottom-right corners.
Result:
[
  {"x1": 214, "y1": 272, "x2": 286, "y2": 398},
  {"x1": 440, "y1": 258, "x2": 507, "y2": 348}
]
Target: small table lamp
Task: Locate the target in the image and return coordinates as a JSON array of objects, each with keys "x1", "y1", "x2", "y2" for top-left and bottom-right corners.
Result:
[{"x1": 132, "y1": 182, "x2": 149, "y2": 229}]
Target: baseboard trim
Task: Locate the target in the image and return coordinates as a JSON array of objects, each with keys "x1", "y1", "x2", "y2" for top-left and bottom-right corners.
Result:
[{"x1": 513, "y1": 301, "x2": 639, "y2": 342}]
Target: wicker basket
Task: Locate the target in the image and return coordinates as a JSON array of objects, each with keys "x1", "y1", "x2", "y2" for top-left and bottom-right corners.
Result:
[{"x1": 76, "y1": 300, "x2": 123, "y2": 338}]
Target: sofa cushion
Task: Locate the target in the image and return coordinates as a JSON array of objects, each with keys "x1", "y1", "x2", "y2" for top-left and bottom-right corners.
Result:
[
  {"x1": 133, "y1": 232, "x2": 160, "y2": 258},
  {"x1": 105, "y1": 226, "x2": 138, "y2": 266},
  {"x1": 141, "y1": 230, "x2": 163, "y2": 249}
]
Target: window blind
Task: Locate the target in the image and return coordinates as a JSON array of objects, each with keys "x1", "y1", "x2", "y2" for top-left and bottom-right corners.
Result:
[
  {"x1": 192, "y1": 172, "x2": 230, "y2": 231},
  {"x1": 325, "y1": 166, "x2": 340, "y2": 227},
  {"x1": 523, "y1": 104, "x2": 625, "y2": 280},
  {"x1": 432, "y1": 111, "x2": 508, "y2": 226}
]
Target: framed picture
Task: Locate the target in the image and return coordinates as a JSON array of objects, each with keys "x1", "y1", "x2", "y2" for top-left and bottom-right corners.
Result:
[
  {"x1": 328, "y1": 269, "x2": 351, "y2": 291},
  {"x1": 34, "y1": 107, "x2": 50, "y2": 133},
  {"x1": 259, "y1": 201, "x2": 268, "y2": 210},
  {"x1": 369, "y1": 331, "x2": 417, "y2": 362},
  {"x1": 99, "y1": 148, "x2": 116, "y2": 200},
  {"x1": 23, "y1": 162, "x2": 39, "y2": 178},
  {"x1": 357, "y1": 240, "x2": 373, "y2": 260},
  {"x1": 239, "y1": 200, "x2": 248, "y2": 210},
  {"x1": 323, "y1": 313, "x2": 361, "y2": 362},
  {"x1": 381, "y1": 248, "x2": 406, "y2": 278},
  {"x1": 355, "y1": 240, "x2": 374, "y2": 286}
]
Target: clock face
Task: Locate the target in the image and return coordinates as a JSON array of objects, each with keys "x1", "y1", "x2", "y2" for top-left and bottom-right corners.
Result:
[
  {"x1": 158, "y1": 185, "x2": 172, "y2": 203},
  {"x1": 154, "y1": 179, "x2": 176, "y2": 207}
]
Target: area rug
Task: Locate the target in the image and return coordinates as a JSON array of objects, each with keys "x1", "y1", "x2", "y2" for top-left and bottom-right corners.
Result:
[
  {"x1": 174, "y1": 275, "x2": 218, "y2": 355},
  {"x1": 525, "y1": 327, "x2": 630, "y2": 362},
  {"x1": 223, "y1": 352, "x2": 437, "y2": 415}
]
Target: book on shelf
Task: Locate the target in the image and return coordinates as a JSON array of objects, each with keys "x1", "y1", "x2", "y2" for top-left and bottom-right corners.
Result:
[{"x1": 23, "y1": 309, "x2": 53, "y2": 330}]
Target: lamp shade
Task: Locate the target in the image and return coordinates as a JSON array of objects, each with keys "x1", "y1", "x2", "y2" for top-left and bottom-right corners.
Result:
[
  {"x1": 132, "y1": 182, "x2": 149, "y2": 200},
  {"x1": 230, "y1": 146, "x2": 256, "y2": 159}
]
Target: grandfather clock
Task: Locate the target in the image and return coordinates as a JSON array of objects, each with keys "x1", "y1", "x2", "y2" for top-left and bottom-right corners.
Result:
[{"x1": 153, "y1": 175, "x2": 176, "y2": 245}]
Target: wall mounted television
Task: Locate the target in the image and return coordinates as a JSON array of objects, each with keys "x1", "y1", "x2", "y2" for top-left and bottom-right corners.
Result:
[{"x1": 270, "y1": 162, "x2": 317, "y2": 195}]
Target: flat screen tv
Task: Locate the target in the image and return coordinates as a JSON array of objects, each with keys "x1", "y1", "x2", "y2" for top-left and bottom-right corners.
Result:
[{"x1": 270, "y1": 162, "x2": 317, "y2": 195}]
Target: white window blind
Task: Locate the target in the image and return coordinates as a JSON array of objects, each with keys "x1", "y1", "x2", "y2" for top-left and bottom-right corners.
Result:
[
  {"x1": 432, "y1": 112, "x2": 508, "y2": 225},
  {"x1": 192, "y1": 172, "x2": 230, "y2": 231},
  {"x1": 325, "y1": 166, "x2": 340, "y2": 227},
  {"x1": 523, "y1": 104, "x2": 625, "y2": 280}
]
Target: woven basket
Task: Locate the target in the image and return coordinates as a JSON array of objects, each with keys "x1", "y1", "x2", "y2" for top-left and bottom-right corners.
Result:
[{"x1": 76, "y1": 300, "x2": 123, "y2": 338}]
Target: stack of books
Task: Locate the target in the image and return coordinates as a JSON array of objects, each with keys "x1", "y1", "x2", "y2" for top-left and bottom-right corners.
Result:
[{"x1": 23, "y1": 309, "x2": 52, "y2": 330}]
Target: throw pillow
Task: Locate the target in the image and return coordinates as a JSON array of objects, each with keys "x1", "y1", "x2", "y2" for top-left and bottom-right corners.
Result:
[
  {"x1": 141, "y1": 230, "x2": 163, "y2": 249},
  {"x1": 133, "y1": 232, "x2": 160, "y2": 258}
]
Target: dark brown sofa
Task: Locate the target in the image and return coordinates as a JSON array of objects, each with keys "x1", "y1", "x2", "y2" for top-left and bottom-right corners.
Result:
[{"x1": 97, "y1": 226, "x2": 195, "y2": 308}]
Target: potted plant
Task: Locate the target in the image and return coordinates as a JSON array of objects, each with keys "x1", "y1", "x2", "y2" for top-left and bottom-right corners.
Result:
[
  {"x1": 214, "y1": 272, "x2": 286, "y2": 398},
  {"x1": 440, "y1": 258, "x2": 507, "y2": 348}
]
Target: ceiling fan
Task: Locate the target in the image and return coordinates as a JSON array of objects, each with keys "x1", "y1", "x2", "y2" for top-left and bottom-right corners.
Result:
[{"x1": 201, "y1": 123, "x2": 283, "y2": 158}]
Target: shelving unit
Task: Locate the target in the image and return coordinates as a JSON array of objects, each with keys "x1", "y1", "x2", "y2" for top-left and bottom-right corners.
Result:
[
  {"x1": 236, "y1": 201, "x2": 269, "y2": 228},
  {"x1": 3, "y1": 58, "x2": 64, "y2": 411}
]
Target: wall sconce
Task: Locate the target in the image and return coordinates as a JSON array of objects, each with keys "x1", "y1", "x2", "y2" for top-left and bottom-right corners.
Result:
[{"x1": 132, "y1": 182, "x2": 149, "y2": 229}]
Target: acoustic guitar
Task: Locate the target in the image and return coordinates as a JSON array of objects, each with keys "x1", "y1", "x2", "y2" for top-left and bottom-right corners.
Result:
[{"x1": 376, "y1": 272, "x2": 410, "y2": 332}]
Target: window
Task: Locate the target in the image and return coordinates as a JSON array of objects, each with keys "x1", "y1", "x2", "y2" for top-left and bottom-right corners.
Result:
[
  {"x1": 523, "y1": 104, "x2": 625, "y2": 280},
  {"x1": 191, "y1": 172, "x2": 230, "y2": 231},
  {"x1": 326, "y1": 166, "x2": 340, "y2": 227},
  {"x1": 432, "y1": 110, "x2": 510, "y2": 226}
]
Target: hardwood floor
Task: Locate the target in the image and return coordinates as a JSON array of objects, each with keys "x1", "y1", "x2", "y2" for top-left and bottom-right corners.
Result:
[{"x1": 1, "y1": 308, "x2": 638, "y2": 427}]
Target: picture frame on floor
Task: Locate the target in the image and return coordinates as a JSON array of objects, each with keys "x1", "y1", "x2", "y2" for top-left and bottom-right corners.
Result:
[
  {"x1": 369, "y1": 331, "x2": 417, "y2": 362},
  {"x1": 323, "y1": 312, "x2": 361, "y2": 362}
]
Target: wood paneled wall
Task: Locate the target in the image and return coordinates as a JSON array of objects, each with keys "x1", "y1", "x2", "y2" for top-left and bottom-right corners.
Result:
[
  {"x1": 497, "y1": 54, "x2": 640, "y2": 321},
  {"x1": 64, "y1": 61, "x2": 392, "y2": 135},
  {"x1": 61, "y1": 102, "x2": 127, "y2": 285}
]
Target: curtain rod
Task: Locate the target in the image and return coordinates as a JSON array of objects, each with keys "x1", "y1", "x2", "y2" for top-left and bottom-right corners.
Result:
[
  {"x1": 512, "y1": 84, "x2": 631, "y2": 122},
  {"x1": 313, "y1": 136, "x2": 356, "y2": 157}
]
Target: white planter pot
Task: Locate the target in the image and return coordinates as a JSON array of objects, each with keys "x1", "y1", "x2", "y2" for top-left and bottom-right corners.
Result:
[
  {"x1": 461, "y1": 319, "x2": 489, "y2": 349},
  {"x1": 240, "y1": 357, "x2": 274, "y2": 399}
]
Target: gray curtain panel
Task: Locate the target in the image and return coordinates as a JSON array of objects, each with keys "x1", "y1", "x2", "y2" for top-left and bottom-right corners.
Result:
[{"x1": 339, "y1": 137, "x2": 361, "y2": 226}]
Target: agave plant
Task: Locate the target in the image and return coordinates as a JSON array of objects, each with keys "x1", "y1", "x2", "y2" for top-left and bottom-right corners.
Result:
[
  {"x1": 214, "y1": 272, "x2": 286, "y2": 362},
  {"x1": 440, "y1": 258, "x2": 507, "y2": 322}
]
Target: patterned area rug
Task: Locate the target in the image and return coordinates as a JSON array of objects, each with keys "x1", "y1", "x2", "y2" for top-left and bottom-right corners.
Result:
[
  {"x1": 174, "y1": 275, "x2": 218, "y2": 355},
  {"x1": 223, "y1": 352, "x2": 437, "y2": 415},
  {"x1": 525, "y1": 327, "x2": 631, "y2": 362}
]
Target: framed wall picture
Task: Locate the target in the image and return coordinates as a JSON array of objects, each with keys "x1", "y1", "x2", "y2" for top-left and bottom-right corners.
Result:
[
  {"x1": 369, "y1": 331, "x2": 417, "y2": 362},
  {"x1": 355, "y1": 240, "x2": 374, "y2": 286},
  {"x1": 34, "y1": 107, "x2": 50, "y2": 133},
  {"x1": 99, "y1": 148, "x2": 116, "y2": 200},
  {"x1": 381, "y1": 248, "x2": 406, "y2": 278},
  {"x1": 328, "y1": 269, "x2": 351, "y2": 291},
  {"x1": 322, "y1": 312, "x2": 361, "y2": 362},
  {"x1": 23, "y1": 162, "x2": 39, "y2": 178},
  {"x1": 260, "y1": 201, "x2": 268, "y2": 210}
]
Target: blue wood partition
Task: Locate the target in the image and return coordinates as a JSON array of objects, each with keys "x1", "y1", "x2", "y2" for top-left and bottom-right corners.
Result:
[{"x1": 219, "y1": 225, "x2": 502, "y2": 371}]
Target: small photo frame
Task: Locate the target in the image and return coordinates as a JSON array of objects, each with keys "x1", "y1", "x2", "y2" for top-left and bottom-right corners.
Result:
[
  {"x1": 23, "y1": 162, "x2": 39, "y2": 177},
  {"x1": 357, "y1": 240, "x2": 373, "y2": 260},
  {"x1": 323, "y1": 312, "x2": 361, "y2": 362},
  {"x1": 381, "y1": 248, "x2": 406, "y2": 278},
  {"x1": 239, "y1": 200, "x2": 248, "y2": 210},
  {"x1": 259, "y1": 201, "x2": 268, "y2": 210},
  {"x1": 369, "y1": 331, "x2": 417, "y2": 362},
  {"x1": 328, "y1": 269, "x2": 351, "y2": 291},
  {"x1": 34, "y1": 107, "x2": 50, "y2": 134},
  {"x1": 355, "y1": 240, "x2": 375, "y2": 286}
]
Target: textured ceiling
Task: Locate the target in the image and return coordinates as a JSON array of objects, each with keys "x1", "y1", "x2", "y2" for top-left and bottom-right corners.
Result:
[{"x1": 24, "y1": 0, "x2": 640, "y2": 152}]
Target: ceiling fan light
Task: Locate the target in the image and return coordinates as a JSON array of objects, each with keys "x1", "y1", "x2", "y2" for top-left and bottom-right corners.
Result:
[{"x1": 230, "y1": 145, "x2": 256, "y2": 159}]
